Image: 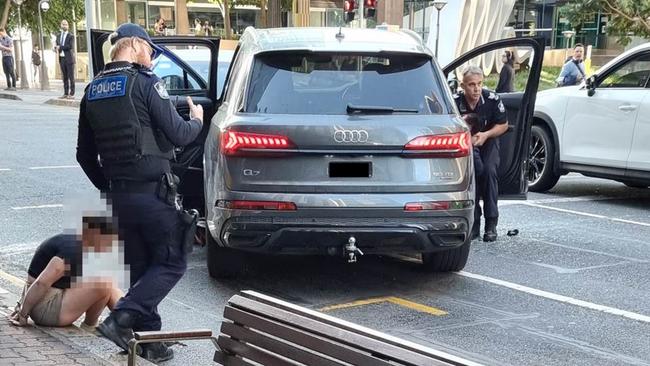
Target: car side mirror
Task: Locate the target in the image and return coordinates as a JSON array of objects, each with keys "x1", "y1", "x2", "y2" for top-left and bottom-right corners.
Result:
[{"x1": 586, "y1": 76, "x2": 597, "y2": 97}]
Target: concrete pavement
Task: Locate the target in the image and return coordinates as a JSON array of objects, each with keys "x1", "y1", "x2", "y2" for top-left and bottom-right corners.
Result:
[{"x1": 0, "y1": 80, "x2": 85, "y2": 108}]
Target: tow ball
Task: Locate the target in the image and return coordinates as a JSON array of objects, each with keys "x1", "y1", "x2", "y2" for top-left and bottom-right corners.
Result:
[{"x1": 344, "y1": 236, "x2": 364, "y2": 263}]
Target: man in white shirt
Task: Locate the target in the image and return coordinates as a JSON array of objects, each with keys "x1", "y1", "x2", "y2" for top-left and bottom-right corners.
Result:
[{"x1": 54, "y1": 20, "x2": 76, "y2": 99}]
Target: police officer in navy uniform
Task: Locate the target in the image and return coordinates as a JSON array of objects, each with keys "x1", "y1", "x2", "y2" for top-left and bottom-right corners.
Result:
[
  {"x1": 76, "y1": 23, "x2": 204, "y2": 362},
  {"x1": 453, "y1": 65, "x2": 509, "y2": 242}
]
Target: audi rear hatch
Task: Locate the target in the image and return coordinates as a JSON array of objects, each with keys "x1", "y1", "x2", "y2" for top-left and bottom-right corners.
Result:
[{"x1": 220, "y1": 51, "x2": 471, "y2": 194}]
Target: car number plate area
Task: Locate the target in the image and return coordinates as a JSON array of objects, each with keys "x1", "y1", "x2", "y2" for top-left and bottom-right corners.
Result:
[{"x1": 329, "y1": 162, "x2": 371, "y2": 178}]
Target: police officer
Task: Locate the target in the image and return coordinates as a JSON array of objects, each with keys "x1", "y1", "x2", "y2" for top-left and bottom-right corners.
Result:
[
  {"x1": 454, "y1": 65, "x2": 508, "y2": 242},
  {"x1": 76, "y1": 23, "x2": 203, "y2": 362}
]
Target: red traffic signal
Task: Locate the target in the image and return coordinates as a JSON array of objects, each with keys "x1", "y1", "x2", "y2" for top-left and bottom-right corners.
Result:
[
  {"x1": 344, "y1": 0, "x2": 356, "y2": 12},
  {"x1": 365, "y1": 0, "x2": 377, "y2": 8}
]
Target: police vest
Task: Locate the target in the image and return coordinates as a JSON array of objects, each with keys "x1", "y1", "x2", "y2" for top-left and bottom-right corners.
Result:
[{"x1": 85, "y1": 67, "x2": 173, "y2": 164}]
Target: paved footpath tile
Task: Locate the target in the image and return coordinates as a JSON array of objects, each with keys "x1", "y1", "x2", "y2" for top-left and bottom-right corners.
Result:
[{"x1": 0, "y1": 311, "x2": 112, "y2": 366}]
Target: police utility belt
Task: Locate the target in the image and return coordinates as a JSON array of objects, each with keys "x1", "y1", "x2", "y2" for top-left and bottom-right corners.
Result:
[{"x1": 109, "y1": 174, "x2": 199, "y2": 254}]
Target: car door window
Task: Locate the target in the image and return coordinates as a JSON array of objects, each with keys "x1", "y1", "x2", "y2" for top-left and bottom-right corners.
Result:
[
  {"x1": 599, "y1": 53, "x2": 650, "y2": 88},
  {"x1": 151, "y1": 45, "x2": 210, "y2": 93}
]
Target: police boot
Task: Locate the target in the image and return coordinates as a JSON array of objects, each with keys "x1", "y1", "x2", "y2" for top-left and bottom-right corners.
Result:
[
  {"x1": 470, "y1": 219, "x2": 480, "y2": 241},
  {"x1": 96, "y1": 310, "x2": 137, "y2": 352},
  {"x1": 483, "y1": 217, "x2": 498, "y2": 242},
  {"x1": 138, "y1": 342, "x2": 174, "y2": 363}
]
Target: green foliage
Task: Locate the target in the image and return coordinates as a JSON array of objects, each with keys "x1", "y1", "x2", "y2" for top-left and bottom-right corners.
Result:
[
  {"x1": 563, "y1": 0, "x2": 650, "y2": 45},
  {"x1": 484, "y1": 66, "x2": 561, "y2": 92},
  {"x1": 1, "y1": 0, "x2": 85, "y2": 37}
]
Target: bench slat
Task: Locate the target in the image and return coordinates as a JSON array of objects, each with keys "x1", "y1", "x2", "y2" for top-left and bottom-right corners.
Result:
[
  {"x1": 222, "y1": 321, "x2": 349, "y2": 366},
  {"x1": 239, "y1": 291, "x2": 476, "y2": 366},
  {"x1": 224, "y1": 306, "x2": 400, "y2": 366},
  {"x1": 134, "y1": 329, "x2": 212, "y2": 341},
  {"x1": 227, "y1": 297, "x2": 449, "y2": 366},
  {"x1": 218, "y1": 335, "x2": 302, "y2": 366}
]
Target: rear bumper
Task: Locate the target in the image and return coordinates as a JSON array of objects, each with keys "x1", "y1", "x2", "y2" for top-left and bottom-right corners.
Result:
[{"x1": 214, "y1": 213, "x2": 472, "y2": 255}]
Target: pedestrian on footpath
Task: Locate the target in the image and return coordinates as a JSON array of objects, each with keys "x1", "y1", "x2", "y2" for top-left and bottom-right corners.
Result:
[
  {"x1": 76, "y1": 23, "x2": 203, "y2": 363},
  {"x1": 8, "y1": 216, "x2": 123, "y2": 328},
  {"x1": 556, "y1": 44, "x2": 586, "y2": 87},
  {"x1": 496, "y1": 49, "x2": 515, "y2": 93},
  {"x1": 32, "y1": 44, "x2": 41, "y2": 88},
  {"x1": 454, "y1": 65, "x2": 509, "y2": 242},
  {"x1": 55, "y1": 20, "x2": 76, "y2": 99},
  {"x1": 0, "y1": 27, "x2": 17, "y2": 91}
]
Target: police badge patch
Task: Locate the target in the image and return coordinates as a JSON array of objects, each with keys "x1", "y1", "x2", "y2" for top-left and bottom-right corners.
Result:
[{"x1": 154, "y1": 81, "x2": 169, "y2": 99}]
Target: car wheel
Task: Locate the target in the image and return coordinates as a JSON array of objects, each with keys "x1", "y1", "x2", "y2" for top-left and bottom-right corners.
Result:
[
  {"x1": 623, "y1": 181, "x2": 649, "y2": 189},
  {"x1": 421, "y1": 238, "x2": 471, "y2": 272},
  {"x1": 206, "y1": 228, "x2": 245, "y2": 279},
  {"x1": 528, "y1": 125, "x2": 560, "y2": 192}
]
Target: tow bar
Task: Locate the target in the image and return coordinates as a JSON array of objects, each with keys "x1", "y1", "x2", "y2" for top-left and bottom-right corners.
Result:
[{"x1": 344, "y1": 236, "x2": 364, "y2": 263}]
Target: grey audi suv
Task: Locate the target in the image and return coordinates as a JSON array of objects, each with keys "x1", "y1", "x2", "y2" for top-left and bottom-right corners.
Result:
[{"x1": 202, "y1": 27, "x2": 543, "y2": 278}]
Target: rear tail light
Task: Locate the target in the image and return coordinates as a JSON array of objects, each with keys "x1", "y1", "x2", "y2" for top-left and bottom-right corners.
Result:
[
  {"x1": 220, "y1": 130, "x2": 295, "y2": 156},
  {"x1": 403, "y1": 132, "x2": 471, "y2": 157},
  {"x1": 404, "y1": 200, "x2": 473, "y2": 211},
  {"x1": 217, "y1": 200, "x2": 297, "y2": 211}
]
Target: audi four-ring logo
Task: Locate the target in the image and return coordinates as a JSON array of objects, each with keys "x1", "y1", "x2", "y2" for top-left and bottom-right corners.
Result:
[{"x1": 333, "y1": 128, "x2": 369, "y2": 143}]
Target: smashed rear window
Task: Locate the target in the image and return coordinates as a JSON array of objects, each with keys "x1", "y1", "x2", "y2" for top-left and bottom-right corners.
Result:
[{"x1": 245, "y1": 52, "x2": 449, "y2": 115}]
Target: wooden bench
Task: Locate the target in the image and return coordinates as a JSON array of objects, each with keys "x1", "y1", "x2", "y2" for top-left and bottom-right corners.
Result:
[
  {"x1": 128, "y1": 290, "x2": 481, "y2": 366},
  {"x1": 214, "y1": 290, "x2": 481, "y2": 366}
]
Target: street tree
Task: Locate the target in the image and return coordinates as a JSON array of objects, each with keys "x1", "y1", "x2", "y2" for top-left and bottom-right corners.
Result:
[
  {"x1": 0, "y1": 0, "x2": 84, "y2": 39},
  {"x1": 564, "y1": 0, "x2": 650, "y2": 45}
]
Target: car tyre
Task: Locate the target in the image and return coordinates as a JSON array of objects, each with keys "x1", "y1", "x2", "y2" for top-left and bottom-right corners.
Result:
[
  {"x1": 421, "y1": 238, "x2": 471, "y2": 272},
  {"x1": 206, "y1": 228, "x2": 244, "y2": 279},
  {"x1": 528, "y1": 125, "x2": 560, "y2": 192}
]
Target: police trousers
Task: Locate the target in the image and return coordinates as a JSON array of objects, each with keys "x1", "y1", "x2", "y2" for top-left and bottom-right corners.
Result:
[
  {"x1": 475, "y1": 138, "x2": 500, "y2": 221},
  {"x1": 109, "y1": 192, "x2": 186, "y2": 331}
]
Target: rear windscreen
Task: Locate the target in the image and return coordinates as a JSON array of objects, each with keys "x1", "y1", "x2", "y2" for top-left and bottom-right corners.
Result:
[{"x1": 245, "y1": 52, "x2": 449, "y2": 115}]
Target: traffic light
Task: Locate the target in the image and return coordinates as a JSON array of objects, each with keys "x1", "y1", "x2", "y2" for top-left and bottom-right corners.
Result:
[
  {"x1": 344, "y1": 0, "x2": 356, "y2": 23},
  {"x1": 365, "y1": 0, "x2": 377, "y2": 18}
]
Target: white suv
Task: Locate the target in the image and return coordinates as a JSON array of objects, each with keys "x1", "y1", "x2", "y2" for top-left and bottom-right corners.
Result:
[{"x1": 530, "y1": 43, "x2": 650, "y2": 191}]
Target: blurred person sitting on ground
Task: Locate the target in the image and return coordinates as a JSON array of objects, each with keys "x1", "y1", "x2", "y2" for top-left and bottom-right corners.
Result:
[
  {"x1": 496, "y1": 49, "x2": 515, "y2": 93},
  {"x1": 8, "y1": 216, "x2": 124, "y2": 328},
  {"x1": 556, "y1": 44, "x2": 586, "y2": 87}
]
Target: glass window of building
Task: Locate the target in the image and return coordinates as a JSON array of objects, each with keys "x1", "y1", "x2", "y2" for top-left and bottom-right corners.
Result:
[{"x1": 149, "y1": 0, "x2": 176, "y2": 31}]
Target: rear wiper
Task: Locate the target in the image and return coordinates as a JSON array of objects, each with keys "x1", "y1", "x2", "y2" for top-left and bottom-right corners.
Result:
[{"x1": 346, "y1": 104, "x2": 418, "y2": 115}]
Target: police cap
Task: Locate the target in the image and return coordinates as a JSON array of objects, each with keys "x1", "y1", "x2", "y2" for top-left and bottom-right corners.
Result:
[{"x1": 110, "y1": 23, "x2": 164, "y2": 57}]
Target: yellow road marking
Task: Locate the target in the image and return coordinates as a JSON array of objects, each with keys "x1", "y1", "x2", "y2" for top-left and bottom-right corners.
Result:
[
  {"x1": 0, "y1": 268, "x2": 26, "y2": 287},
  {"x1": 319, "y1": 296, "x2": 447, "y2": 316}
]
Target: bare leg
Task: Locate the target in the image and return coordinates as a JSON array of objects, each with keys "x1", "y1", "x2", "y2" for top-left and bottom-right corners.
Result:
[
  {"x1": 108, "y1": 287, "x2": 124, "y2": 310},
  {"x1": 82, "y1": 290, "x2": 112, "y2": 326},
  {"x1": 58, "y1": 286, "x2": 111, "y2": 326}
]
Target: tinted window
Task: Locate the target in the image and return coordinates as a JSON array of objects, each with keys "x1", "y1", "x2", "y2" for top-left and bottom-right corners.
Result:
[
  {"x1": 245, "y1": 52, "x2": 448, "y2": 115},
  {"x1": 600, "y1": 53, "x2": 650, "y2": 88}
]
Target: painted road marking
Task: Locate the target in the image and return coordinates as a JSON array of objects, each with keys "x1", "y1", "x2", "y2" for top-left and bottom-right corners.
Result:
[
  {"x1": 11, "y1": 204, "x2": 64, "y2": 210},
  {"x1": 0, "y1": 286, "x2": 7, "y2": 295},
  {"x1": 458, "y1": 271, "x2": 650, "y2": 324},
  {"x1": 28, "y1": 165, "x2": 79, "y2": 170},
  {"x1": 522, "y1": 202, "x2": 650, "y2": 227},
  {"x1": 0, "y1": 168, "x2": 11, "y2": 172},
  {"x1": 0, "y1": 268, "x2": 25, "y2": 287},
  {"x1": 320, "y1": 296, "x2": 447, "y2": 316}
]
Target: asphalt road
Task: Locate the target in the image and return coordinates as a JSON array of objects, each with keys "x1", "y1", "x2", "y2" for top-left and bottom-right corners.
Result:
[{"x1": 1, "y1": 99, "x2": 649, "y2": 366}]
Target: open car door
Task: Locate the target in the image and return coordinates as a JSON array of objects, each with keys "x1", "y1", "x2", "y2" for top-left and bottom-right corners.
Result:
[
  {"x1": 90, "y1": 30, "x2": 222, "y2": 213},
  {"x1": 444, "y1": 38, "x2": 544, "y2": 199}
]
